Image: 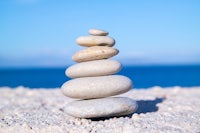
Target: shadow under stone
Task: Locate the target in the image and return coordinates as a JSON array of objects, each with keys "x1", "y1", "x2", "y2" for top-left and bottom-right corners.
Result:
[
  {"x1": 136, "y1": 98, "x2": 165, "y2": 114},
  {"x1": 91, "y1": 116, "x2": 116, "y2": 121}
]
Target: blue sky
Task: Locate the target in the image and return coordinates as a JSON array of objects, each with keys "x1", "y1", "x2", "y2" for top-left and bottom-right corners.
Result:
[{"x1": 0, "y1": 0, "x2": 200, "y2": 67}]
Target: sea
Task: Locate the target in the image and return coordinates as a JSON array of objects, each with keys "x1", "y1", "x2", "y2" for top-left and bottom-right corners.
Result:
[{"x1": 0, "y1": 65, "x2": 200, "y2": 89}]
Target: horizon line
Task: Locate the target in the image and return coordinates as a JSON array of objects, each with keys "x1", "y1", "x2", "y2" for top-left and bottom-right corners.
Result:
[{"x1": 0, "y1": 63, "x2": 200, "y2": 69}]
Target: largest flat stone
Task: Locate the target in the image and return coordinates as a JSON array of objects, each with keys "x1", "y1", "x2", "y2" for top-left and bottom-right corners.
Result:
[
  {"x1": 64, "y1": 97, "x2": 138, "y2": 118},
  {"x1": 61, "y1": 75, "x2": 132, "y2": 99}
]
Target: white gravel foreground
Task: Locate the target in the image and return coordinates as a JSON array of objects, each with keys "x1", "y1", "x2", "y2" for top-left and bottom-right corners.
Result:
[{"x1": 0, "y1": 86, "x2": 200, "y2": 133}]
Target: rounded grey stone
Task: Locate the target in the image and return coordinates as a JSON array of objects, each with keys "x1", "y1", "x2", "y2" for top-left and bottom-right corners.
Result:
[
  {"x1": 66, "y1": 59, "x2": 122, "y2": 78},
  {"x1": 76, "y1": 36, "x2": 115, "y2": 47},
  {"x1": 72, "y1": 46, "x2": 119, "y2": 63},
  {"x1": 88, "y1": 29, "x2": 109, "y2": 36},
  {"x1": 61, "y1": 75, "x2": 133, "y2": 99},
  {"x1": 64, "y1": 97, "x2": 138, "y2": 118}
]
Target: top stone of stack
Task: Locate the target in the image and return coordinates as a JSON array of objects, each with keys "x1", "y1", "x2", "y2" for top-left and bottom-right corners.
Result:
[
  {"x1": 88, "y1": 29, "x2": 109, "y2": 36},
  {"x1": 76, "y1": 29, "x2": 115, "y2": 47}
]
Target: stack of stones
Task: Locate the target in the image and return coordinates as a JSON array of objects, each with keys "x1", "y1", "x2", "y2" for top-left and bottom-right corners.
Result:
[{"x1": 61, "y1": 29, "x2": 138, "y2": 118}]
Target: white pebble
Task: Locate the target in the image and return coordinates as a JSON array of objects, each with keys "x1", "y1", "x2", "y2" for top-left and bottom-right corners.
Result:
[
  {"x1": 66, "y1": 59, "x2": 122, "y2": 78},
  {"x1": 61, "y1": 75, "x2": 133, "y2": 99}
]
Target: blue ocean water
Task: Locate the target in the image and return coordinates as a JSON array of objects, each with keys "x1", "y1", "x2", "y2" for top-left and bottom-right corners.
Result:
[{"x1": 0, "y1": 65, "x2": 200, "y2": 89}]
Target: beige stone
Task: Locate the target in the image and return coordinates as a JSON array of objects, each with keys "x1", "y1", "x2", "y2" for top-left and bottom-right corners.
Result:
[
  {"x1": 64, "y1": 97, "x2": 138, "y2": 118},
  {"x1": 72, "y1": 46, "x2": 119, "y2": 62},
  {"x1": 76, "y1": 36, "x2": 115, "y2": 47},
  {"x1": 88, "y1": 29, "x2": 108, "y2": 36},
  {"x1": 66, "y1": 59, "x2": 122, "y2": 78},
  {"x1": 61, "y1": 75, "x2": 133, "y2": 99}
]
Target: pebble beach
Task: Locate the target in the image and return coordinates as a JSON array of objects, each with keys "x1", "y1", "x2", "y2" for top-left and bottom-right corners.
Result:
[{"x1": 0, "y1": 86, "x2": 200, "y2": 133}]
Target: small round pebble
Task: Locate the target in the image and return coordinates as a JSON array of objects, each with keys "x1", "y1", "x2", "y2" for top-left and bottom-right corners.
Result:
[
  {"x1": 61, "y1": 75, "x2": 133, "y2": 99},
  {"x1": 66, "y1": 59, "x2": 122, "y2": 78},
  {"x1": 88, "y1": 29, "x2": 109, "y2": 36},
  {"x1": 76, "y1": 36, "x2": 115, "y2": 47},
  {"x1": 64, "y1": 97, "x2": 138, "y2": 118},
  {"x1": 72, "y1": 46, "x2": 119, "y2": 62}
]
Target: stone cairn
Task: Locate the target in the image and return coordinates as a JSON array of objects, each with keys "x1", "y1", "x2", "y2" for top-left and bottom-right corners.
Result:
[{"x1": 61, "y1": 29, "x2": 138, "y2": 118}]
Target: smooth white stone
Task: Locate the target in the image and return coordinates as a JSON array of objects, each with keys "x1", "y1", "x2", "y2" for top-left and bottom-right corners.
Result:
[
  {"x1": 72, "y1": 46, "x2": 119, "y2": 62},
  {"x1": 88, "y1": 29, "x2": 108, "y2": 36},
  {"x1": 76, "y1": 36, "x2": 115, "y2": 47},
  {"x1": 66, "y1": 60, "x2": 122, "y2": 78},
  {"x1": 61, "y1": 75, "x2": 133, "y2": 99},
  {"x1": 64, "y1": 97, "x2": 138, "y2": 118}
]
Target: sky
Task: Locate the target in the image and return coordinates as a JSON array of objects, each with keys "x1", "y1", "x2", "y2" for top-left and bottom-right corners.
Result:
[{"x1": 0, "y1": 0, "x2": 200, "y2": 67}]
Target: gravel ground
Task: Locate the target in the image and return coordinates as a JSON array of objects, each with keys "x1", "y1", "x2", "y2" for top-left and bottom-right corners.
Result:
[{"x1": 0, "y1": 86, "x2": 200, "y2": 133}]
